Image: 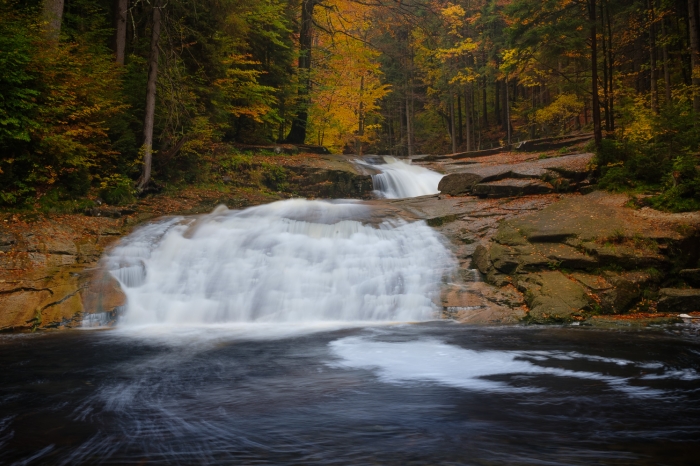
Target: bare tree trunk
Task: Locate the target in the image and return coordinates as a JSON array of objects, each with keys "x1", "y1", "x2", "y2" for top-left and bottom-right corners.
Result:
[
  {"x1": 450, "y1": 95, "x2": 457, "y2": 154},
  {"x1": 137, "y1": 1, "x2": 162, "y2": 191},
  {"x1": 601, "y1": 1, "x2": 610, "y2": 131},
  {"x1": 465, "y1": 86, "x2": 471, "y2": 151},
  {"x1": 495, "y1": 79, "x2": 501, "y2": 127},
  {"x1": 689, "y1": 0, "x2": 700, "y2": 114},
  {"x1": 286, "y1": 0, "x2": 316, "y2": 144},
  {"x1": 590, "y1": 0, "x2": 603, "y2": 149},
  {"x1": 482, "y1": 75, "x2": 488, "y2": 128},
  {"x1": 115, "y1": 0, "x2": 128, "y2": 65},
  {"x1": 505, "y1": 76, "x2": 512, "y2": 145},
  {"x1": 457, "y1": 94, "x2": 463, "y2": 145},
  {"x1": 606, "y1": 0, "x2": 615, "y2": 130},
  {"x1": 42, "y1": 0, "x2": 64, "y2": 41},
  {"x1": 662, "y1": 18, "x2": 672, "y2": 105},
  {"x1": 405, "y1": 90, "x2": 413, "y2": 157},
  {"x1": 356, "y1": 75, "x2": 364, "y2": 156},
  {"x1": 648, "y1": 0, "x2": 659, "y2": 113}
]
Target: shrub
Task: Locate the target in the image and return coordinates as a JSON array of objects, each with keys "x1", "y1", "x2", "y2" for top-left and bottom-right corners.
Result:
[{"x1": 99, "y1": 174, "x2": 136, "y2": 205}]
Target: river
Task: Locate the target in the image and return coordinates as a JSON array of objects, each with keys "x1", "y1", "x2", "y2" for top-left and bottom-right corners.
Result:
[{"x1": 1, "y1": 158, "x2": 699, "y2": 465}]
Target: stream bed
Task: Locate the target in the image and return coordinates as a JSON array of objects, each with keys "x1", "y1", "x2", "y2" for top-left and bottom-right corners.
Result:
[{"x1": 1, "y1": 323, "x2": 700, "y2": 465}]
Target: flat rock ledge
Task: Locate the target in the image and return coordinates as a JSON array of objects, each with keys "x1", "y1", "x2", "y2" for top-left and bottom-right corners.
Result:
[{"x1": 438, "y1": 152, "x2": 594, "y2": 197}]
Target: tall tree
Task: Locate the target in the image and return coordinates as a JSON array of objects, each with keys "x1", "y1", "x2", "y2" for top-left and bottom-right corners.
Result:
[
  {"x1": 689, "y1": 0, "x2": 700, "y2": 114},
  {"x1": 42, "y1": 0, "x2": 64, "y2": 41},
  {"x1": 114, "y1": 0, "x2": 127, "y2": 65},
  {"x1": 285, "y1": 0, "x2": 317, "y2": 144},
  {"x1": 137, "y1": 0, "x2": 162, "y2": 191},
  {"x1": 589, "y1": 0, "x2": 602, "y2": 147}
]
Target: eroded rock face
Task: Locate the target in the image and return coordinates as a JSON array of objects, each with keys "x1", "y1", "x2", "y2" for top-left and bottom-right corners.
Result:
[
  {"x1": 0, "y1": 219, "x2": 126, "y2": 331},
  {"x1": 468, "y1": 192, "x2": 700, "y2": 321}
]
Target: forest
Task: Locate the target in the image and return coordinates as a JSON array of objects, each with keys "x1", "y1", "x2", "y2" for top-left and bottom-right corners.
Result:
[{"x1": 1, "y1": 0, "x2": 699, "y2": 211}]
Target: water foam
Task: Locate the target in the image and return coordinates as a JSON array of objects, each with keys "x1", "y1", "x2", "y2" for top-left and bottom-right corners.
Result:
[
  {"x1": 104, "y1": 199, "x2": 455, "y2": 326},
  {"x1": 328, "y1": 336, "x2": 670, "y2": 396},
  {"x1": 370, "y1": 156, "x2": 444, "y2": 199}
]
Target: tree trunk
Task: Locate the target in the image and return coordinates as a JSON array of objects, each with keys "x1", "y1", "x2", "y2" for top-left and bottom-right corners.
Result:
[
  {"x1": 601, "y1": 0, "x2": 610, "y2": 131},
  {"x1": 465, "y1": 86, "x2": 471, "y2": 151},
  {"x1": 356, "y1": 75, "x2": 364, "y2": 156},
  {"x1": 457, "y1": 94, "x2": 463, "y2": 145},
  {"x1": 648, "y1": 0, "x2": 659, "y2": 113},
  {"x1": 115, "y1": 0, "x2": 128, "y2": 65},
  {"x1": 495, "y1": 79, "x2": 501, "y2": 127},
  {"x1": 590, "y1": 0, "x2": 603, "y2": 148},
  {"x1": 482, "y1": 76, "x2": 488, "y2": 128},
  {"x1": 450, "y1": 95, "x2": 457, "y2": 154},
  {"x1": 285, "y1": 0, "x2": 316, "y2": 144},
  {"x1": 689, "y1": 0, "x2": 700, "y2": 114},
  {"x1": 505, "y1": 76, "x2": 511, "y2": 145},
  {"x1": 406, "y1": 90, "x2": 413, "y2": 157},
  {"x1": 137, "y1": 1, "x2": 162, "y2": 191},
  {"x1": 606, "y1": 1, "x2": 615, "y2": 130},
  {"x1": 42, "y1": 0, "x2": 64, "y2": 41},
  {"x1": 662, "y1": 18, "x2": 672, "y2": 105}
]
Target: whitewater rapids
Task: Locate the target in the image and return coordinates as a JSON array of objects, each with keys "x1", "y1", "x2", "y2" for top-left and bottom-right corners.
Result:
[
  {"x1": 104, "y1": 199, "x2": 455, "y2": 326},
  {"x1": 369, "y1": 156, "x2": 444, "y2": 199}
]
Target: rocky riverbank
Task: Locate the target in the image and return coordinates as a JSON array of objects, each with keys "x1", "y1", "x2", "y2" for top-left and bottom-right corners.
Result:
[
  {"x1": 412, "y1": 150, "x2": 700, "y2": 325},
  {"x1": 1, "y1": 149, "x2": 698, "y2": 331}
]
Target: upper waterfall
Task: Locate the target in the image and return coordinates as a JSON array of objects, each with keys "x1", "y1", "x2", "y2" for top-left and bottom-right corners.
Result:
[
  {"x1": 369, "y1": 156, "x2": 444, "y2": 199},
  {"x1": 105, "y1": 199, "x2": 455, "y2": 326}
]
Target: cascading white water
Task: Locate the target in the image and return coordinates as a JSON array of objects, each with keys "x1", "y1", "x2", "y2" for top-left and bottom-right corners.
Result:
[
  {"x1": 370, "y1": 156, "x2": 444, "y2": 199},
  {"x1": 104, "y1": 199, "x2": 455, "y2": 326}
]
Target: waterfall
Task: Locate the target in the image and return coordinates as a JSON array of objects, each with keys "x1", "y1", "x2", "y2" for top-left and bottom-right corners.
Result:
[
  {"x1": 370, "y1": 156, "x2": 444, "y2": 199},
  {"x1": 104, "y1": 200, "x2": 455, "y2": 326}
]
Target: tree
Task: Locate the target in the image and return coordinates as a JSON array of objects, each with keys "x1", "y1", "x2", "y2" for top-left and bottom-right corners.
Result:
[
  {"x1": 114, "y1": 0, "x2": 127, "y2": 65},
  {"x1": 285, "y1": 0, "x2": 318, "y2": 144},
  {"x1": 42, "y1": 0, "x2": 64, "y2": 41},
  {"x1": 137, "y1": 0, "x2": 162, "y2": 191}
]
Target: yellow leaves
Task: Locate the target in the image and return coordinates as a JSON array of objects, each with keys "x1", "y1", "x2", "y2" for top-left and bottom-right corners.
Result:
[
  {"x1": 440, "y1": 3, "x2": 466, "y2": 36},
  {"x1": 307, "y1": 1, "x2": 389, "y2": 151},
  {"x1": 437, "y1": 38, "x2": 477, "y2": 60},
  {"x1": 620, "y1": 100, "x2": 656, "y2": 144},
  {"x1": 534, "y1": 94, "x2": 583, "y2": 130}
]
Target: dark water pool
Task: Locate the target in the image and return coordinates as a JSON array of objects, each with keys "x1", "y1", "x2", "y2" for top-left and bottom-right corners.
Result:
[{"x1": 1, "y1": 322, "x2": 699, "y2": 465}]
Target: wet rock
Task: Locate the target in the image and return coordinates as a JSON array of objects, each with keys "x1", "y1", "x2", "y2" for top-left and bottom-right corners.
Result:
[
  {"x1": 517, "y1": 271, "x2": 591, "y2": 322},
  {"x1": 473, "y1": 179, "x2": 554, "y2": 198},
  {"x1": 81, "y1": 268, "x2": 126, "y2": 315},
  {"x1": 657, "y1": 288, "x2": 700, "y2": 313}
]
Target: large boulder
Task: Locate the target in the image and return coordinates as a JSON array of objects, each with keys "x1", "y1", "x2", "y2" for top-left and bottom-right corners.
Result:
[
  {"x1": 516, "y1": 271, "x2": 591, "y2": 322},
  {"x1": 657, "y1": 288, "x2": 700, "y2": 313}
]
